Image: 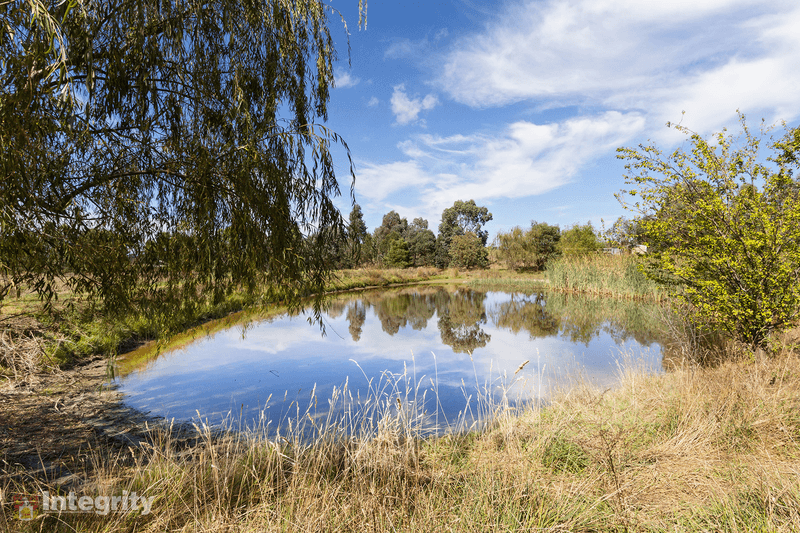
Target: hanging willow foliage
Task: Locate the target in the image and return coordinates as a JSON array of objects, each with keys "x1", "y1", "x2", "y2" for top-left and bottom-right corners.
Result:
[{"x1": 1, "y1": 0, "x2": 359, "y2": 318}]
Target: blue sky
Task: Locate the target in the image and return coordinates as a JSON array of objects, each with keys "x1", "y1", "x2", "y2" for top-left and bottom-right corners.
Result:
[{"x1": 322, "y1": 0, "x2": 800, "y2": 240}]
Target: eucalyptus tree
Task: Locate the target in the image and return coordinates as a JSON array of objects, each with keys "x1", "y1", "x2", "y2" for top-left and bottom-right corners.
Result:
[
  {"x1": 435, "y1": 200, "x2": 492, "y2": 268},
  {"x1": 345, "y1": 204, "x2": 369, "y2": 268},
  {"x1": 1, "y1": 0, "x2": 362, "y2": 318},
  {"x1": 449, "y1": 232, "x2": 487, "y2": 269}
]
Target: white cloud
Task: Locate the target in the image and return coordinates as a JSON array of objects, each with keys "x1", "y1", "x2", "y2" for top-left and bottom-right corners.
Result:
[
  {"x1": 641, "y1": 6, "x2": 800, "y2": 135},
  {"x1": 356, "y1": 160, "x2": 439, "y2": 204},
  {"x1": 384, "y1": 29, "x2": 450, "y2": 60},
  {"x1": 356, "y1": 112, "x2": 645, "y2": 225},
  {"x1": 437, "y1": 0, "x2": 800, "y2": 135},
  {"x1": 367, "y1": 96, "x2": 379, "y2": 107},
  {"x1": 390, "y1": 84, "x2": 440, "y2": 125},
  {"x1": 355, "y1": 0, "x2": 800, "y2": 230},
  {"x1": 334, "y1": 68, "x2": 360, "y2": 89},
  {"x1": 385, "y1": 39, "x2": 426, "y2": 59}
]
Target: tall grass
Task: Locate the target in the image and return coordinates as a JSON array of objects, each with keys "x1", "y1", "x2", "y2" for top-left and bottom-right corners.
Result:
[
  {"x1": 466, "y1": 269, "x2": 548, "y2": 292},
  {"x1": 327, "y1": 267, "x2": 441, "y2": 292},
  {"x1": 5, "y1": 343, "x2": 800, "y2": 532},
  {"x1": 546, "y1": 253, "x2": 665, "y2": 301}
]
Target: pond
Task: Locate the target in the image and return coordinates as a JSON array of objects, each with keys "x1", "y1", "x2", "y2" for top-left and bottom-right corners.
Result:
[{"x1": 116, "y1": 285, "x2": 666, "y2": 436}]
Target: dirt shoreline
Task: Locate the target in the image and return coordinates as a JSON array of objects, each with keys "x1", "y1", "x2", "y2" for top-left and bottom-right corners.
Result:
[{"x1": 1, "y1": 356, "x2": 198, "y2": 491}]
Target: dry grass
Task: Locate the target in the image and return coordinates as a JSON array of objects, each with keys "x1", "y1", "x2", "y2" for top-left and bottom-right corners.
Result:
[
  {"x1": 327, "y1": 267, "x2": 443, "y2": 292},
  {"x1": 4, "y1": 342, "x2": 800, "y2": 532},
  {"x1": 0, "y1": 328, "x2": 46, "y2": 379}
]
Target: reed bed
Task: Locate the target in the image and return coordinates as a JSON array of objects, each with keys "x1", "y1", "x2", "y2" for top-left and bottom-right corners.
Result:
[
  {"x1": 466, "y1": 276, "x2": 548, "y2": 292},
  {"x1": 546, "y1": 254, "x2": 666, "y2": 301},
  {"x1": 4, "y1": 343, "x2": 800, "y2": 532}
]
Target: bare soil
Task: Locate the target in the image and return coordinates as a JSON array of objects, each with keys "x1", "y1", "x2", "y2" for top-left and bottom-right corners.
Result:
[
  {"x1": 1, "y1": 358, "x2": 138, "y2": 485},
  {"x1": 0, "y1": 354, "x2": 201, "y2": 496}
]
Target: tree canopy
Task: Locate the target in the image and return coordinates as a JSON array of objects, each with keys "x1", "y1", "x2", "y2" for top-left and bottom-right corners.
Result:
[
  {"x1": 370, "y1": 211, "x2": 437, "y2": 267},
  {"x1": 603, "y1": 216, "x2": 645, "y2": 250},
  {"x1": 435, "y1": 200, "x2": 492, "y2": 268},
  {"x1": 384, "y1": 238, "x2": 412, "y2": 269},
  {"x1": 1, "y1": 0, "x2": 355, "y2": 317},
  {"x1": 406, "y1": 217, "x2": 436, "y2": 267},
  {"x1": 372, "y1": 210, "x2": 408, "y2": 266},
  {"x1": 617, "y1": 116, "x2": 800, "y2": 350},
  {"x1": 559, "y1": 223, "x2": 602, "y2": 256},
  {"x1": 449, "y1": 232, "x2": 488, "y2": 269},
  {"x1": 495, "y1": 221, "x2": 560, "y2": 270},
  {"x1": 344, "y1": 204, "x2": 369, "y2": 268}
]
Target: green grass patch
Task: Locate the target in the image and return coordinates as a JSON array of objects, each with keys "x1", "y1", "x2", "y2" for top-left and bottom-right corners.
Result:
[{"x1": 541, "y1": 434, "x2": 589, "y2": 474}]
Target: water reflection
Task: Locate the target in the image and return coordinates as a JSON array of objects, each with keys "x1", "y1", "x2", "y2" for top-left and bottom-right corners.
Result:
[
  {"x1": 333, "y1": 288, "x2": 493, "y2": 352},
  {"x1": 326, "y1": 286, "x2": 663, "y2": 354},
  {"x1": 488, "y1": 291, "x2": 663, "y2": 347},
  {"x1": 118, "y1": 286, "x2": 666, "y2": 434}
]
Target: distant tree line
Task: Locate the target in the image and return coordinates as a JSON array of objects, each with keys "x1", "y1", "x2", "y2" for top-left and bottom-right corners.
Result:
[
  {"x1": 329, "y1": 200, "x2": 493, "y2": 270},
  {"x1": 493, "y1": 221, "x2": 620, "y2": 271},
  {"x1": 330, "y1": 200, "x2": 648, "y2": 272}
]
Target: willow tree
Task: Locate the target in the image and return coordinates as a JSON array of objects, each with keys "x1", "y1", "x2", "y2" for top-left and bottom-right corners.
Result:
[
  {"x1": 1, "y1": 0, "x2": 364, "y2": 318},
  {"x1": 495, "y1": 221, "x2": 560, "y2": 271}
]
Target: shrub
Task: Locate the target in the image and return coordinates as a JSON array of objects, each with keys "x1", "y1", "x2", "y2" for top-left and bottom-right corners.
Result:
[{"x1": 618, "y1": 116, "x2": 800, "y2": 350}]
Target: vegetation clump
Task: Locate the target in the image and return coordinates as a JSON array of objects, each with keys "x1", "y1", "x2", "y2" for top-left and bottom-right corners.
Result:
[
  {"x1": 618, "y1": 116, "x2": 800, "y2": 350},
  {"x1": 495, "y1": 221, "x2": 561, "y2": 271},
  {"x1": 546, "y1": 254, "x2": 665, "y2": 301}
]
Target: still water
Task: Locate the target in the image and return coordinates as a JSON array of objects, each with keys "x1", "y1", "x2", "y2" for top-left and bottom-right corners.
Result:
[{"x1": 117, "y1": 285, "x2": 666, "y2": 434}]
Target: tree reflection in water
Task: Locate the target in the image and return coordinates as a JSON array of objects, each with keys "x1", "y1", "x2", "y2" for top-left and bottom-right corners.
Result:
[
  {"x1": 333, "y1": 286, "x2": 664, "y2": 351},
  {"x1": 489, "y1": 292, "x2": 559, "y2": 338},
  {"x1": 346, "y1": 301, "x2": 366, "y2": 341},
  {"x1": 488, "y1": 290, "x2": 663, "y2": 347},
  {"x1": 436, "y1": 289, "x2": 491, "y2": 353}
]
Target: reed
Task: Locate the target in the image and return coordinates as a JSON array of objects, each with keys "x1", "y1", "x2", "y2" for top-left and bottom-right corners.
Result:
[
  {"x1": 466, "y1": 271, "x2": 548, "y2": 292},
  {"x1": 546, "y1": 253, "x2": 666, "y2": 301}
]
